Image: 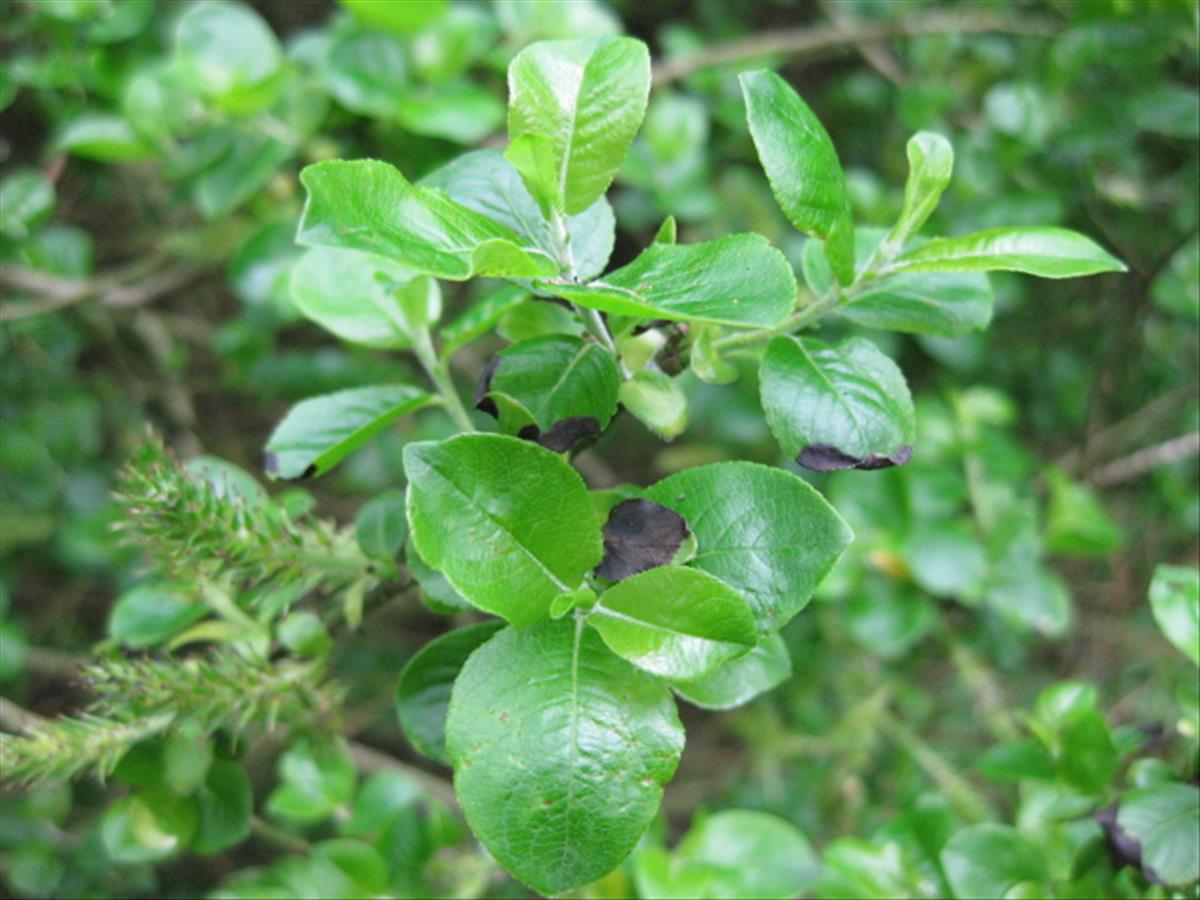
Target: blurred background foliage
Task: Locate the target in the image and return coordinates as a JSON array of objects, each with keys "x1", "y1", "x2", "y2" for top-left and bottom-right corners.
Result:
[{"x1": 0, "y1": 0, "x2": 1197, "y2": 897}]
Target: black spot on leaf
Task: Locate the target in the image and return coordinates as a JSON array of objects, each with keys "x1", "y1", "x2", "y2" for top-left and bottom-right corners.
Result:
[
  {"x1": 1095, "y1": 803, "x2": 1163, "y2": 884},
  {"x1": 595, "y1": 498, "x2": 690, "y2": 582},
  {"x1": 474, "y1": 356, "x2": 501, "y2": 418},
  {"x1": 797, "y1": 443, "x2": 914, "y2": 472},
  {"x1": 517, "y1": 417, "x2": 602, "y2": 453}
]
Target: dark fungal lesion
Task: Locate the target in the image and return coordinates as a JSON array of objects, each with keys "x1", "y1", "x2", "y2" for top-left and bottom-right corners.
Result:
[
  {"x1": 473, "y1": 354, "x2": 607, "y2": 453},
  {"x1": 796, "y1": 443, "x2": 913, "y2": 472},
  {"x1": 594, "y1": 498, "x2": 690, "y2": 582}
]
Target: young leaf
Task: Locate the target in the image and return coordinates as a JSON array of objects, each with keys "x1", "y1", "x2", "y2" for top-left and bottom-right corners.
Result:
[
  {"x1": 422, "y1": 149, "x2": 615, "y2": 279},
  {"x1": 291, "y1": 247, "x2": 441, "y2": 349},
  {"x1": 478, "y1": 334, "x2": 620, "y2": 441},
  {"x1": 506, "y1": 36, "x2": 651, "y2": 215},
  {"x1": 619, "y1": 370, "x2": 688, "y2": 440},
  {"x1": 1116, "y1": 783, "x2": 1200, "y2": 887},
  {"x1": 590, "y1": 566, "x2": 756, "y2": 681},
  {"x1": 886, "y1": 226, "x2": 1126, "y2": 278},
  {"x1": 674, "y1": 810, "x2": 821, "y2": 899},
  {"x1": 803, "y1": 229, "x2": 994, "y2": 338},
  {"x1": 403, "y1": 435, "x2": 602, "y2": 625},
  {"x1": 192, "y1": 760, "x2": 253, "y2": 854},
  {"x1": 395, "y1": 621, "x2": 504, "y2": 765},
  {"x1": 542, "y1": 233, "x2": 796, "y2": 328},
  {"x1": 760, "y1": 335, "x2": 915, "y2": 471},
  {"x1": 740, "y1": 69, "x2": 855, "y2": 285},
  {"x1": 297, "y1": 160, "x2": 558, "y2": 280},
  {"x1": 264, "y1": 384, "x2": 435, "y2": 480},
  {"x1": 885, "y1": 131, "x2": 954, "y2": 251},
  {"x1": 595, "y1": 498, "x2": 690, "y2": 582},
  {"x1": 941, "y1": 824, "x2": 1048, "y2": 900},
  {"x1": 174, "y1": 0, "x2": 283, "y2": 113},
  {"x1": 354, "y1": 489, "x2": 408, "y2": 560},
  {"x1": 645, "y1": 462, "x2": 852, "y2": 635},
  {"x1": 109, "y1": 583, "x2": 207, "y2": 650},
  {"x1": 1149, "y1": 564, "x2": 1200, "y2": 666},
  {"x1": 445, "y1": 619, "x2": 684, "y2": 895},
  {"x1": 672, "y1": 634, "x2": 791, "y2": 710}
]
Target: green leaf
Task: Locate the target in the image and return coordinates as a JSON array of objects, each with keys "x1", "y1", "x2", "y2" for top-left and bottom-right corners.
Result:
[
  {"x1": 1057, "y1": 707, "x2": 1118, "y2": 794},
  {"x1": 887, "y1": 131, "x2": 954, "y2": 250},
  {"x1": 1149, "y1": 564, "x2": 1200, "y2": 666},
  {"x1": 672, "y1": 633, "x2": 791, "y2": 710},
  {"x1": 355, "y1": 489, "x2": 408, "y2": 560},
  {"x1": 340, "y1": 0, "x2": 445, "y2": 33},
  {"x1": 886, "y1": 227, "x2": 1126, "y2": 278},
  {"x1": 422, "y1": 149, "x2": 614, "y2": 280},
  {"x1": 108, "y1": 583, "x2": 207, "y2": 649},
  {"x1": 675, "y1": 810, "x2": 820, "y2": 899},
  {"x1": 395, "y1": 621, "x2": 504, "y2": 765},
  {"x1": 395, "y1": 82, "x2": 505, "y2": 145},
  {"x1": 101, "y1": 793, "x2": 196, "y2": 864},
  {"x1": 506, "y1": 36, "x2": 651, "y2": 215},
  {"x1": 485, "y1": 335, "x2": 620, "y2": 433},
  {"x1": 323, "y1": 29, "x2": 409, "y2": 120},
  {"x1": 1044, "y1": 468, "x2": 1122, "y2": 557},
  {"x1": 53, "y1": 114, "x2": 150, "y2": 163},
  {"x1": 803, "y1": 229, "x2": 993, "y2": 338},
  {"x1": 619, "y1": 370, "x2": 687, "y2": 440},
  {"x1": 266, "y1": 740, "x2": 356, "y2": 825},
  {"x1": 403, "y1": 434, "x2": 602, "y2": 626},
  {"x1": 590, "y1": 566, "x2": 756, "y2": 681},
  {"x1": 740, "y1": 69, "x2": 855, "y2": 285},
  {"x1": 817, "y1": 837, "x2": 927, "y2": 899},
  {"x1": 278, "y1": 612, "x2": 332, "y2": 657},
  {"x1": 1116, "y1": 783, "x2": 1200, "y2": 886},
  {"x1": 0, "y1": 170, "x2": 54, "y2": 240},
  {"x1": 174, "y1": 1, "x2": 283, "y2": 113},
  {"x1": 193, "y1": 760, "x2": 253, "y2": 854},
  {"x1": 978, "y1": 739, "x2": 1058, "y2": 783},
  {"x1": 760, "y1": 335, "x2": 915, "y2": 469},
  {"x1": 941, "y1": 824, "x2": 1048, "y2": 900},
  {"x1": 439, "y1": 285, "x2": 528, "y2": 354},
  {"x1": 265, "y1": 384, "x2": 435, "y2": 480},
  {"x1": 297, "y1": 160, "x2": 558, "y2": 280},
  {"x1": 541, "y1": 233, "x2": 796, "y2": 328},
  {"x1": 164, "y1": 728, "x2": 214, "y2": 795},
  {"x1": 645, "y1": 462, "x2": 852, "y2": 635},
  {"x1": 191, "y1": 132, "x2": 292, "y2": 220},
  {"x1": 291, "y1": 247, "x2": 441, "y2": 349},
  {"x1": 446, "y1": 619, "x2": 684, "y2": 895}
]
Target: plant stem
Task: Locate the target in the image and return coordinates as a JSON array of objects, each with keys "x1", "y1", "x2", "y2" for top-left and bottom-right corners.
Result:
[
  {"x1": 413, "y1": 326, "x2": 475, "y2": 433},
  {"x1": 713, "y1": 285, "x2": 842, "y2": 352},
  {"x1": 877, "y1": 710, "x2": 994, "y2": 824}
]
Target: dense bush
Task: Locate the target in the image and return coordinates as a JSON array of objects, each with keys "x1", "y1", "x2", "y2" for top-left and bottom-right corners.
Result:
[{"x1": 0, "y1": 1, "x2": 1197, "y2": 898}]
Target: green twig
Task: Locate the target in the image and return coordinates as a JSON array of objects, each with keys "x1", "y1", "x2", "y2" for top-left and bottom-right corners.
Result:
[{"x1": 412, "y1": 326, "x2": 476, "y2": 432}]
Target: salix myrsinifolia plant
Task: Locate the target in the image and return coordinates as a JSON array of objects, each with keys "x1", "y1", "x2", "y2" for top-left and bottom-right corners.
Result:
[{"x1": 257, "y1": 35, "x2": 1127, "y2": 894}]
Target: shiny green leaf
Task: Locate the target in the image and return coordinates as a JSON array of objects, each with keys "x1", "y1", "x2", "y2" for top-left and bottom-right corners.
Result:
[
  {"x1": 1116, "y1": 783, "x2": 1200, "y2": 886},
  {"x1": 396, "y1": 621, "x2": 504, "y2": 765},
  {"x1": 265, "y1": 384, "x2": 435, "y2": 480},
  {"x1": 887, "y1": 227, "x2": 1126, "y2": 278},
  {"x1": 446, "y1": 619, "x2": 684, "y2": 895},
  {"x1": 740, "y1": 69, "x2": 855, "y2": 284},
  {"x1": 541, "y1": 233, "x2": 795, "y2": 328},
  {"x1": 672, "y1": 633, "x2": 791, "y2": 710},
  {"x1": 760, "y1": 335, "x2": 914, "y2": 466},
  {"x1": 403, "y1": 435, "x2": 602, "y2": 625},
  {"x1": 506, "y1": 37, "x2": 651, "y2": 214},
  {"x1": 646, "y1": 462, "x2": 852, "y2": 635},
  {"x1": 941, "y1": 824, "x2": 1047, "y2": 900},
  {"x1": 297, "y1": 160, "x2": 558, "y2": 280},
  {"x1": 291, "y1": 247, "x2": 441, "y2": 349},
  {"x1": 591, "y1": 566, "x2": 756, "y2": 681}
]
